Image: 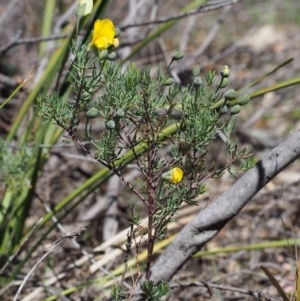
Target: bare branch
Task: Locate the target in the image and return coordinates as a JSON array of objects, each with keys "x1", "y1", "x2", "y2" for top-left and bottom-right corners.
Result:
[
  {"x1": 120, "y1": 0, "x2": 242, "y2": 30},
  {"x1": 13, "y1": 227, "x2": 87, "y2": 301},
  {"x1": 0, "y1": 34, "x2": 68, "y2": 54}
]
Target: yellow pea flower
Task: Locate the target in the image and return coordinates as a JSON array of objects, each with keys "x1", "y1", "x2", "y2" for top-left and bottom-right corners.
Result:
[
  {"x1": 90, "y1": 19, "x2": 119, "y2": 51},
  {"x1": 162, "y1": 167, "x2": 184, "y2": 184}
]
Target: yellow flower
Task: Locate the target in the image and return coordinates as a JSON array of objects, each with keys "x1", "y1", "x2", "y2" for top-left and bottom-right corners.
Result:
[
  {"x1": 77, "y1": 0, "x2": 93, "y2": 16},
  {"x1": 90, "y1": 19, "x2": 119, "y2": 50},
  {"x1": 162, "y1": 167, "x2": 184, "y2": 184}
]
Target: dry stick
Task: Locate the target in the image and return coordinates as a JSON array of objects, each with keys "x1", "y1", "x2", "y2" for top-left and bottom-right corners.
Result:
[
  {"x1": 103, "y1": 175, "x2": 121, "y2": 254},
  {"x1": 0, "y1": 218, "x2": 43, "y2": 275},
  {"x1": 0, "y1": 34, "x2": 68, "y2": 54},
  {"x1": 261, "y1": 265, "x2": 289, "y2": 301},
  {"x1": 121, "y1": 0, "x2": 242, "y2": 30},
  {"x1": 179, "y1": 15, "x2": 196, "y2": 53},
  {"x1": 13, "y1": 226, "x2": 87, "y2": 301},
  {"x1": 169, "y1": 281, "x2": 278, "y2": 301},
  {"x1": 0, "y1": 0, "x2": 19, "y2": 26},
  {"x1": 149, "y1": 129, "x2": 300, "y2": 284},
  {"x1": 183, "y1": 5, "x2": 231, "y2": 70},
  {"x1": 118, "y1": 0, "x2": 151, "y2": 60}
]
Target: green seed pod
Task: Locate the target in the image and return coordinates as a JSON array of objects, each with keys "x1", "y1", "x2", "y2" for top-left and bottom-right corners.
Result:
[
  {"x1": 218, "y1": 78, "x2": 229, "y2": 88},
  {"x1": 86, "y1": 107, "x2": 98, "y2": 119},
  {"x1": 105, "y1": 120, "x2": 116, "y2": 130},
  {"x1": 107, "y1": 52, "x2": 117, "y2": 61},
  {"x1": 231, "y1": 104, "x2": 241, "y2": 115},
  {"x1": 220, "y1": 105, "x2": 228, "y2": 114},
  {"x1": 172, "y1": 51, "x2": 184, "y2": 61},
  {"x1": 116, "y1": 108, "x2": 125, "y2": 118},
  {"x1": 238, "y1": 94, "x2": 250, "y2": 106},
  {"x1": 193, "y1": 76, "x2": 202, "y2": 87},
  {"x1": 114, "y1": 27, "x2": 121, "y2": 38},
  {"x1": 224, "y1": 89, "x2": 237, "y2": 101},
  {"x1": 220, "y1": 65, "x2": 230, "y2": 78},
  {"x1": 162, "y1": 78, "x2": 174, "y2": 86},
  {"x1": 193, "y1": 65, "x2": 200, "y2": 77}
]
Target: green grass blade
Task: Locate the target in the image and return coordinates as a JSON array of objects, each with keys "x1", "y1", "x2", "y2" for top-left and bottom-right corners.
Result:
[
  {"x1": 248, "y1": 77, "x2": 300, "y2": 99},
  {"x1": 0, "y1": 67, "x2": 37, "y2": 110},
  {"x1": 6, "y1": 39, "x2": 71, "y2": 141},
  {"x1": 194, "y1": 238, "x2": 300, "y2": 257},
  {"x1": 238, "y1": 58, "x2": 294, "y2": 92},
  {"x1": 40, "y1": 0, "x2": 56, "y2": 57}
]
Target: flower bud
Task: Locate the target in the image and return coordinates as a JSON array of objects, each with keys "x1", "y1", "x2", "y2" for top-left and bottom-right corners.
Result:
[
  {"x1": 193, "y1": 65, "x2": 200, "y2": 77},
  {"x1": 193, "y1": 77, "x2": 202, "y2": 87},
  {"x1": 105, "y1": 120, "x2": 116, "y2": 130},
  {"x1": 238, "y1": 94, "x2": 250, "y2": 106},
  {"x1": 116, "y1": 108, "x2": 125, "y2": 118},
  {"x1": 107, "y1": 52, "x2": 117, "y2": 61},
  {"x1": 224, "y1": 89, "x2": 237, "y2": 101},
  {"x1": 114, "y1": 28, "x2": 121, "y2": 38},
  {"x1": 231, "y1": 105, "x2": 241, "y2": 115},
  {"x1": 220, "y1": 105, "x2": 228, "y2": 114},
  {"x1": 172, "y1": 51, "x2": 184, "y2": 61},
  {"x1": 76, "y1": 0, "x2": 93, "y2": 17},
  {"x1": 220, "y1": 65, "x2": 230, "y2": 78},
  {"x1": 162, "y1": 167, "x2": 184, "y2": 184},
  {"x1": 86, "y1": 107, "x2": 98, "y2": 119},
  {"x1": 162, "y1": 78, "x2": 174, "y2": 86}
]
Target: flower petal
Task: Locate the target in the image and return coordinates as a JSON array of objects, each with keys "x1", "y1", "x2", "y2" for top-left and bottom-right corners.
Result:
[
  {"x1": 94, "y1": 37, "x2": 109, "y2": 50},
  {"x1": 113, "y1": 38, "x2": 119, "y2": 48}
]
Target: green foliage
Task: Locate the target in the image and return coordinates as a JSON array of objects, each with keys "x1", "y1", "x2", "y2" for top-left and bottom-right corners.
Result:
[
  {"x1": 111, "y1": 283, "x2": 126, "y2": 301},
  {"x1": 140, "y1": 280, "x2": 170, "y2": 301},
  {"x1": 0, "y1": 139, "x2": 34, "y2": 192},
  {"x1": 0, "y1": 138, "x2": 39, "y2": 270}
]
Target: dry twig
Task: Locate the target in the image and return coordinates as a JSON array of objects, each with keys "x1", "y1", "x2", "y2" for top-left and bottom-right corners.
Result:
[{"x1": 13, "y1": 226, "x2": 87, "y2": 301}]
